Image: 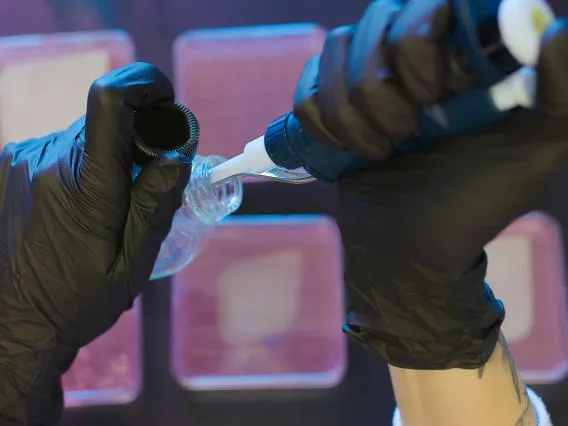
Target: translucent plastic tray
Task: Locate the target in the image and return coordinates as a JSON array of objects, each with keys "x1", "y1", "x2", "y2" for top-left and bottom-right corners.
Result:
[
  {"x1": 486, "y1": 211, "x2": 568, "y2": 384},
  {"x1": 170, "y1": 215, "x2": 347, "y2": 390},
  {"x1": 0, "y1": 30, "x2": 134, "y2": 146},
  {"x1": 173, "y1": 24, "x2": 325, "y2": 174}
]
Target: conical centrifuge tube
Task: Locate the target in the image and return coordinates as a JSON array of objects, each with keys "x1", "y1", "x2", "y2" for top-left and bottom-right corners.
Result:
[
  {"x1": 132, "y1": 103, "x2": 243, "y2": 280},
  {"x1": 149, "y1": 154, "x2": 242, "y2": 279}
]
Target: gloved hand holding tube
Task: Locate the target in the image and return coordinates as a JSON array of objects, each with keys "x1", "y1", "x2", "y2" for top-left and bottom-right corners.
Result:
[
  {"x1": 0, "y1": 62, "x2": 194, "y2": 424},
  {"x1": 208, "y1": 0, "x2": 554, "y2": 184}
]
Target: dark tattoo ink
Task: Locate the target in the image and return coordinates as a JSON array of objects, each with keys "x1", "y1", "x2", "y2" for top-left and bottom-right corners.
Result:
[
  {"x1": 476, "y1": 333, "x2": 534, "y2": 423},
  {"x1": 477, "y1": 333, "x2": 526, "y2": 406},
  {"x1": 498, "y1": 333, "x2": 523, "y2": 404},
  {"x1": 514, "y1": 401, "x2": 534, "y2": 425}
]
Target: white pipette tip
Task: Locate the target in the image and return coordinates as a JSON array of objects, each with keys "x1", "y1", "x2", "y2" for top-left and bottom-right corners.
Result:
[
  {"x1": 209, "y1": 135, "x2": 277, "y2": 184},
  {"x1": 498, "y1": 0, "x2": 555, "y2": 67},
  {"x1": 490, "y1": 66, "x2": 536, "y2": 110},
  {"x1": 490, "y1": 0, "x2": 555, "y2": 110}
]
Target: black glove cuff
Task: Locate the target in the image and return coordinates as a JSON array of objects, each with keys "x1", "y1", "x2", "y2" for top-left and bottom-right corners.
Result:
[
  {"x1": 342, "y1": 253, "x2": 505, "y2": 369},
  {"x1": 0, "y1": 346, "x2": 72, "y2": 425}
]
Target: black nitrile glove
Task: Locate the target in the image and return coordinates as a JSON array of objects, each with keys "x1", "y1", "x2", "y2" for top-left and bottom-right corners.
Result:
[
  {"x1": 295, "y1": 0, "x2": 568, "y2": 369},
  {"x1": 0, "y1": 62, "x2": 192, "y2": 424}
]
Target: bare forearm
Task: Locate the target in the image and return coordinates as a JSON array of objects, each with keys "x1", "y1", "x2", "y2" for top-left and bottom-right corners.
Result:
[{"x1": 389, "y1": 332, "x2": 536, "y2": 426}]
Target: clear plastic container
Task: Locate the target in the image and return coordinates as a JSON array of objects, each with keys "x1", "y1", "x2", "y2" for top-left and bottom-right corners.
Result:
[{"x1": 148, "y1": 155, "x2": 243, "y2": 279}]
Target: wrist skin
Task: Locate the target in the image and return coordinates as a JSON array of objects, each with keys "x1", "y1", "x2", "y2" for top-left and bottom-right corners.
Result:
[{"x1": 388, "y1": 332, "x2": 543, "y2": 426}]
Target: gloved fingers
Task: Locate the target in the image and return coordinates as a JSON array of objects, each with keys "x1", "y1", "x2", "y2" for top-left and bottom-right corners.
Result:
[
  {"x1": 346, "y1": 0, "x2": 419, "y2": 141},
  {"x1": 385, "y1": 0, "x2": 453, "y2": 105},
  {"x1": 315, "y1": 26, "x2": 394, "y2": 160},
  {"x1": 83, "y1": 62, "x2": 175, "y2": 178},
  {"x1": 77, "y1": 63, "x2": 175, "y2": 236},
  {"x1": 293, "y1": 55, "x2": 344, "y2": 150},
  {"x1": 535, "y1": 19, "x2": 568, "y2": 116},
  {"x1": 116, "y1": 151, "x2": 191, "y2": 295}
]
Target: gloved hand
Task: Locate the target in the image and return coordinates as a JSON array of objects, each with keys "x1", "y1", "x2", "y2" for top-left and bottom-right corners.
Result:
[
  {"x1": 0, "y1": 62, "x2": 192, "y2": 424},
  {"x1": 294, "y1": 0, "x2": 568, "y2": 369}
]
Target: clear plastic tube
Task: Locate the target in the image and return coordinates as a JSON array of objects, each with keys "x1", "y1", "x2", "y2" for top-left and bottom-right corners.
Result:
[{"x1": 149, "y1": 155, "x2": 243, "y2": 280}]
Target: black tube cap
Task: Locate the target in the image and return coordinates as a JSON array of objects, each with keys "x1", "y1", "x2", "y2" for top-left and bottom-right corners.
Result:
[{"x1": 133, "y1": 102, "x2": 199, "y2": 167}]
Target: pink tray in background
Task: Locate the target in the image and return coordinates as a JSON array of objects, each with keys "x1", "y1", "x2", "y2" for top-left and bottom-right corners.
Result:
[
  {"x1": 62, "y1": 301, "x2": 143, "y2": 407},
  {"x1": 486, "y1": 211, "x2": 568, "y2": 384},
  {"x1": 0, "y1": 31, "x2": 134, "y2": 147},
  {"x1": 170, "y1": 215, "x2": 347, "y2": 390},
  {"x1": 173, "y1": 24, "x2": 325, "y2": 167}
]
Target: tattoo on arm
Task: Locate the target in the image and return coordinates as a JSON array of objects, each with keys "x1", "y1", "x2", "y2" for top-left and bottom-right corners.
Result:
[
  {"x1": 515, "y1": 402, "x2": 535, "y2": 426},
  {"x1": 478, "y1": 333, "x2": 536, "y2": 424},
  {"x1": 477, "y1": 334, "x2": 522, "y2": 401},
  {"x1": 498, "y1": 333, "x2": 523, "y2": 403}
]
